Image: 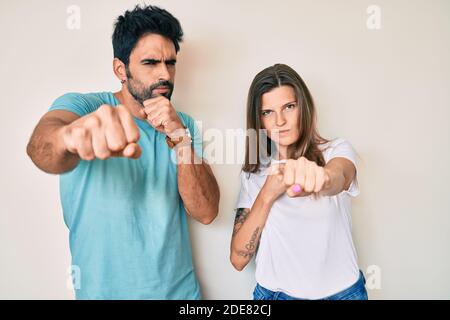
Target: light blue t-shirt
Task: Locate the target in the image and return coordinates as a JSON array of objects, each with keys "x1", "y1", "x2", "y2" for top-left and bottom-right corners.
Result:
[{"x1": 49, "y1": 92, "x2": 202, "y2": 299}]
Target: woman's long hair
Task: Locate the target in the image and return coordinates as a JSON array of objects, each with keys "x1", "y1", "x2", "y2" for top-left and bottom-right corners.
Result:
[{"x1": 243, "y1": 64, "x2": 330, "y2": 173}]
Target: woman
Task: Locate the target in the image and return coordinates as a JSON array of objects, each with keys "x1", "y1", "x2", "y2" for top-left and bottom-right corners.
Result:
[{"x1": 230, "y1": 64, "x2": 368, "y2": 300}]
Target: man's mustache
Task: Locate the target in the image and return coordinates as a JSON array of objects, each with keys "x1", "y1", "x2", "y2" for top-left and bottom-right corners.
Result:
[{"x1": 147, "y1": 80, "x2": 174, "y2": 99}]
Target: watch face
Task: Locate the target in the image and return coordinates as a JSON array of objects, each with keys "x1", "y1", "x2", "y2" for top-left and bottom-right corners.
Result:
[
  {"x1": 165, "y1": 136, "x2": 175, "y2": 149},
  {"x1": 166, "y1": 129, "x2": 192, "y2": 149}
]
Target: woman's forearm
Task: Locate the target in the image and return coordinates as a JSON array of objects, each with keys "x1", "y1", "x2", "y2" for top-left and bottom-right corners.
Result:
[
  {"x1": 230, "y1": 188, "x2": 274, "y2": 271},
  {"x1": 321, "y1": 166, "x2": 346, "y2": 197}
]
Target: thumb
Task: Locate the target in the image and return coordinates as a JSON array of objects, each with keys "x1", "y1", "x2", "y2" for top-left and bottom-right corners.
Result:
[
  {"x1": 122, "y1": 143, "x2": 142, "y2": 159},
  {"x1": 286, "y1": 185, "x2": 302, "y2": 198}
]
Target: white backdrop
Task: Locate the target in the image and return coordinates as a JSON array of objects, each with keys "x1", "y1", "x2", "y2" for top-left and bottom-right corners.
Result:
[{"x1": 1, "y1": 0, "x2": 449, "y2": 299}]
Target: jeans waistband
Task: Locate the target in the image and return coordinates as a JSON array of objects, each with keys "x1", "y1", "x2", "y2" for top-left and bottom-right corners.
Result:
[{"x1": 255, "y1": 270, "x2": 367, "y2": 300}]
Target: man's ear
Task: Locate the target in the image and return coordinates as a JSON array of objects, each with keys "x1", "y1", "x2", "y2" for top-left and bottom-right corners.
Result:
[{"x1": 113, "y1": 58, "x2": 127, "y2": 83}]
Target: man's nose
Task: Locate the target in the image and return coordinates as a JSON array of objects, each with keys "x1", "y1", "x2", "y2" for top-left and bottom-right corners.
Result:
[{"x1": 157, "y1": 63, "x2": 170, "y2": 81}]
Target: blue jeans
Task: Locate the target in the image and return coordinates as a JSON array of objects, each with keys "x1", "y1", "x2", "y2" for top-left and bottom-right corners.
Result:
[{"x1": 253, "y1": 271, "x2": 368, "y2": 300}]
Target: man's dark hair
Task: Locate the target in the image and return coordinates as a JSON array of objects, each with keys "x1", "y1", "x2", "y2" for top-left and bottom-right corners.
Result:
[{"x1": 112, "y1": 5, "x2": 183, "y2": 66}]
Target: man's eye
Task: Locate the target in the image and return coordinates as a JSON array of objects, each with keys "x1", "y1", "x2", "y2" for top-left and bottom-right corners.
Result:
[{"x1": 166, "y1": 61, "x2": 176, "y2": 66}]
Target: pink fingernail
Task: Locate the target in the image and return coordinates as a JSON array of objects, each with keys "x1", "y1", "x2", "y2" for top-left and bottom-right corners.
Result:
[{"x1": 292, "y1": 184, "x2": 302, "y2": 193}]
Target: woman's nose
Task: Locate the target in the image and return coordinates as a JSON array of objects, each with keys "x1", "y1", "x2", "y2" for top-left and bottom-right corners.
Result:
[{"x1": 276, "y1": 112, "x2": 286, "y2": 127}]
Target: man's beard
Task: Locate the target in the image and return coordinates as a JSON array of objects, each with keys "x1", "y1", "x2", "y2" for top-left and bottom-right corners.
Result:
[{"x1": 126, "y1": 68, "x2": 174, "y2": 105}]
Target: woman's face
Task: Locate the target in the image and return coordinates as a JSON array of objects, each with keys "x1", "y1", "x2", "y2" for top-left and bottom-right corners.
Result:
[{"x1": 260, "y1": 85, "x2": 301, "y2": 150}]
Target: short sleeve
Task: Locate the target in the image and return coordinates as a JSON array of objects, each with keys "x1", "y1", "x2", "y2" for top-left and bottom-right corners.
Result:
[
  {"x1": 48, "y1": 92, "x2": 96, "y2": 117},
  {"x1": 326, "y1": 138, "x2": 360, "y2": 197},
  {"x1": 235, "y1": 171, "x2": 253, "y2": 210},
  {"x1": 178, "y1": 112, "x2": 204, "y2": 160}
]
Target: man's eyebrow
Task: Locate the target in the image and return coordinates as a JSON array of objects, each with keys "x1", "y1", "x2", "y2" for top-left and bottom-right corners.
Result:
[
  {"x1": 141, "y1": 58, "x2": 161, "y2": 64},
  {"x1": 140, "y1": 58, "x2": 177, "y2": 64}
]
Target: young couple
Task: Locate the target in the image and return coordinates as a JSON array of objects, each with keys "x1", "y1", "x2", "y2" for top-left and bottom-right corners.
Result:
[{"x1": 27, "y1": 5, "x2": 367, "y2": 300}]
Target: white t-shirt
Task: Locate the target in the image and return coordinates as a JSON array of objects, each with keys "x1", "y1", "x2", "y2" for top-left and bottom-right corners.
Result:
[{"x1": 235, "y1": 138, "x2": 361, "y2": 299}]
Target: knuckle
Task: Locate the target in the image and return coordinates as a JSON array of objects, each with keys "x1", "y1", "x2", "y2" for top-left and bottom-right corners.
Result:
[
  {"x1": 98, "y1": 104, "x2": 111, "y2": 112},
  {"x1": 287, "y1": 159, "x2": 295, "y2": 166},
  {"x1": 108, "y1": 139, "x2": 126, "y2": 152},
  {"x1": 96, "y1": 151, "x2": 111, "y2": 160},
  {"x1": 283, "y1": 176, "x2": 292, "y2": 186},
  {"x1": 72, "y1": 126, "x2": 88, "y2": 139},
  {"x1": 98, "y1": 104, "x2": 114, "y2": 116},
  {"x1": 84, "y1": 115, "x2": 101, "y2": 128},
  {"x1": 295, "y1": 158, "x2": 304, "y2": 167},
  {"x1": 315, "y1": 167, "x2": 324, "y2": 176},
  {"x1": 130, "y1": 129, "x2": 140, "y2": 142},
  {"x1": 117, "y1": 105, "x2": 131, "y2": 116},
  {"x1": 81, "y1": 152, "x2": 94, "y2": 161}
]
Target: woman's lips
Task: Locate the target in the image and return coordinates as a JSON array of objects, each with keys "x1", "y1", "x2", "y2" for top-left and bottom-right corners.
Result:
[
  {"x1": 271, "y1": 129, "x2": 291, "y2": 139},
  {"x1": 278, "y1": 129, "x2": 290, "y2": 135}
]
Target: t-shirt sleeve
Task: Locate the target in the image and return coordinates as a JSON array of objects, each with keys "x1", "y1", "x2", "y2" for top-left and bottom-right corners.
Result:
[
  {"x1": 326, "y1": 138, "x2": 360, "y2": 197},
  {"x1": 178, "y1": 112, "x2": 204, "y2": 160},
  {"x1": 48, "y1": 92, "x2": 96, "y2": 117},
  {"x1": 235, "y1": 171, "x2": 253, "y2": 210}
]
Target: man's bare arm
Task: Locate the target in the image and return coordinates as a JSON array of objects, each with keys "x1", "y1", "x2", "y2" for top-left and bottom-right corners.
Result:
[
  {"x1": 176, "y1": 146, "x2": 220, "y2": 225},
  {"x1": 27, "y1": 110, "x2": 81, "y2": 174},
  {"x1": 140, "y1": 96, "x2": 220, "y2": 224},
  {"x1": 27, "y1": 105, "x2": 142, "y2": 175}
]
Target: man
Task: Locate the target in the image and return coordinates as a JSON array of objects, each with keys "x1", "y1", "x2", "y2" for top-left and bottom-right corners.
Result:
[{"x1": 26, "y1": 5, "x2": 220, "y2": 300}]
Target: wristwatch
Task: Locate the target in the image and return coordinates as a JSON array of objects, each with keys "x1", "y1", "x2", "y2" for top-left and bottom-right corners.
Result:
[{"x1": 165, "y1": 127, "x2": 192, "y2": 149}]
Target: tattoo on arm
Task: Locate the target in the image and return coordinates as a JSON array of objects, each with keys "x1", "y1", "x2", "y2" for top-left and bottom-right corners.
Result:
[
  {"x1": 232, "y1": 208, "x2": 262, "y2": 259},
  {"x1": 232, "y1": 208, "x2": 250, "y2": 237},
  {"x1": 236, "y1": 227, "x2": 260, "y2": 258}
]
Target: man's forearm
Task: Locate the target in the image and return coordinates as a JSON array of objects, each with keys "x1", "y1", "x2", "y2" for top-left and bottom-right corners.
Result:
[
  {"x1": 27, "y1": 119, "x2": 79, "y2": 174},
  {"x1": 176, "y1": 145, "x2": 219, "y2": 224}
]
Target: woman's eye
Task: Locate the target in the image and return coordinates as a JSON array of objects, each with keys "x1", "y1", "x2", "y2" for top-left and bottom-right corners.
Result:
[
  {"x1": 261, "y1": 110, "x2": 272, "y2": 117},
  {"x1": 285, "y1": 104, "x2": 296, "y2": 111}
]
